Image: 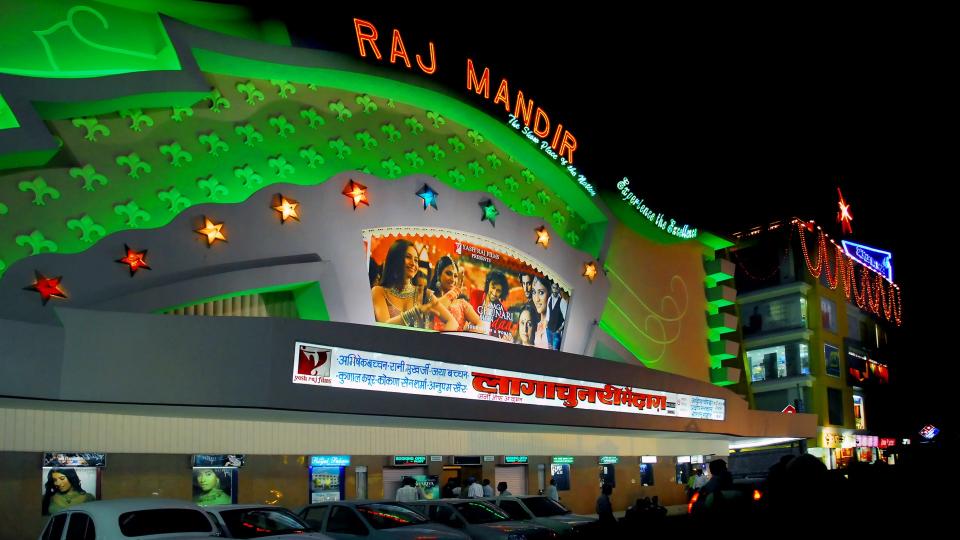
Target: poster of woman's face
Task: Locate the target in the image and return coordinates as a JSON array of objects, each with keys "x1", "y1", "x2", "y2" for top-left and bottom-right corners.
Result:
[
  {"x1": 192, "y1": 467, "x2": 236, "y2": 507},
  {"x1": 41, "y1": 467, "x2": 99, "y2": 515}
]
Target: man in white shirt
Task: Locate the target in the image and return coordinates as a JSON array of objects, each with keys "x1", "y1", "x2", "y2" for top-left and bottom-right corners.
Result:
[
  {"x1": 396, "y1": 477, "x2": 421, "y2": 502},
  {"x1": 466, "y1": 477, "x2": 484, "y2": 498},
  {"x1": 545, "y1": 478, "x2": 559, "y2": 502}
]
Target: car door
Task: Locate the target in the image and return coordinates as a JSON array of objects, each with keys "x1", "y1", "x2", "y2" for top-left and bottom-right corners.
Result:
[
  {"x1": 323, "y1": 505, "x2": 370, "y2": 538},
  {"x1": 40, "y1": 513, "x2": 68, "y2": 540},
  {"x1": 63, "y1": 512, "x2": 96, "y2": 540},
  {"x1": 300, "y1": 505, "x2": 330, "y2": 531}
]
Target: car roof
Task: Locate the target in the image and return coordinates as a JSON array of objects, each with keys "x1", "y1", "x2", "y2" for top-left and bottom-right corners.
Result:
[
  {"x1": 69, "y1": 498, "x2": 205, "y2": 514},
  {"x1": 206, "y1": 504, "x2": 296, "y2": 512}
]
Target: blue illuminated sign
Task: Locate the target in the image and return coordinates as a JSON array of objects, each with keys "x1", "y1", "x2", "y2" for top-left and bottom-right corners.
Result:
[
  {"x1": 310, "y1": 455, "x2": 351, "y2": 467},
  {"x1": 841, "y1": 240, "x2": 893, "y2": 282}
]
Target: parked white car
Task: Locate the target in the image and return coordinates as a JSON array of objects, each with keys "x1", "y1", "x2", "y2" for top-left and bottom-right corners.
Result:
[
  {"x1": 205, "y1": 504, "x2": 333, "y2": 539},
  {"x1": 38, "y1": 498, "x2": 218, "y2": 539}
]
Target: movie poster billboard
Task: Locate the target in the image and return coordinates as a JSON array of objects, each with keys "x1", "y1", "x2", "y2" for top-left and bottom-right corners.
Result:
[
  {"x1": 192, "y1": 467, "x2": 238, "y2": 506},
  {"x1": 364, "y1": 227, "x2": 571, "y2": 350},
  {"x1": 41, "y1": 467, "x2": 100, "y2": 515},
  {"x1": 310, "y1": 466, "x2": 344, "y2": 502},
  {"x1": 403, "y1": 474, "x2": 440, "y2": 500}
]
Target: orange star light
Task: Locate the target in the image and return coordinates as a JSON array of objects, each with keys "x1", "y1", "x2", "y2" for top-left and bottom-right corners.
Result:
[
  {"x1": 837, "y1": 187, "x2": 853, "y2": 235},
  {"x1": 583, "y1": 262, "x2": 598, "y2": 282},
  {"x1": 196, "y1": 217, "x2": 227, "y2": 245},
  {"x1": 117, "y1": 244, "x2": 151, "y2": 276},
  {"x1": 342, "y1": 180, "x2": 369, "y2": 209},
  {"x1": 535, "y1": 226, "x2": 550, "y2": 248},
  {"x1": 24, "y1": 271, "x2": 67, "y2": 304},
  {"x1": 273, "y1": 195, "x2": 300, "y2": 223}
]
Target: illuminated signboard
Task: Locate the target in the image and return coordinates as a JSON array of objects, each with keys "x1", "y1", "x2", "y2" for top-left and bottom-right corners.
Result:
[
  {"x1": 552, "y1": 456, "x2": 575, "y2": 464},
  {"x1": 616, "y1": 178, "x2": 698, "y2": 239},
  {"x1": 292, "y1": 342, "x2": 726, "y2": 421},
  {"x1": 394, "y1": 456, "x2": 427, "y2": 466},
  {"x1": 920, "y1": 425, "x2": 939, "y2": 440},
  {"x1": 310, "y1": 455, "x2": 351, "y2": 467},
  {"x1": 599, "y1": 456, "x2": 619, "y2": 465},
  {"x1": 841, "y1": 240, "x2": 893, "y2": 283},
  {"x1": 192, "y1": 454, "x2": 244, "y2": 468},
  {"x1": 878, "y1": 438, "x2": 896, "y2": 449},
  {"x1": 854, "y1": 435, "x2": 878, "y2": 448},
  {"x1": 504, "y1": 456, "x2": 529, "y2": 464},
  {"x1": 43, "y1": 453, "x2": 106, "y2": 467},
  {"x1": 641, "y1": 456, "x2": 658, "y2": 463}
]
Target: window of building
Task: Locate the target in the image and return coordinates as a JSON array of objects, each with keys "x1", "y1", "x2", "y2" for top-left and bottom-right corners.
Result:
[
  {"x1": 853, "y1": 394, "x2": 866, "y2": 430},
  {"x1": 639, "y1": 464, "x2": 655, "y2": 486},
  {"x1": 827, "y1": 388, "x2": 844, "y2": 426},
  {"x1": 798, "y1": 343, "x2": 810, "y2": 375},
  {"x1": 821, "y1": 298, "x2": 837, "y2": 333},
  {"x1": 747, "y1": 342, "x2": 810, "y2": 381},
  {"x1": 743, "y1": 296, "x2": 806, "y2": 335},
  {"x1": 847, "y1": 313, "x2": 861, "y2": 342}
]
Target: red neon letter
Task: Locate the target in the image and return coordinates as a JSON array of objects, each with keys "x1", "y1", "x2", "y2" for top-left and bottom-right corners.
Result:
[
  {"x1": 416, "y1": 42, "x2": 437, "y2": 74},
  {"x1": 353, "y1": 18, "x2": 381, "y2": 60},
  {"x1": 466, "y1": 58, "x2": 490, "y2": 99},
  {"x1": 493, "y1": 78, "x2": 511, "y2": 112},
  {"x1": 550, "y1": 123, "x2": 563, "y2": 150},
  {"x1": 390, "y1": 29, "x2": 411, "y2": 68},
  {"x1": 559, "y1": 131, "x2": 578, "y2": 164},
  {"x1": 533, "y1": 107, "x2": 550, "y2": 138},
  {"x1": 514, "y1": 90, "x2": 533, "y2": 126}
]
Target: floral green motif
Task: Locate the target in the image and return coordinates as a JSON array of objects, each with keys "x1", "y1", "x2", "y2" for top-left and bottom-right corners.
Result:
[
  {"x1": 66, "y1": 214, "x2": 106, "y2": 243},
  {"x1": 158, "y1": 187, "x2": 190, "y2": 213},
  {"x1": 355, "y1": 94, "x2": 378, "y2": 114},
  {"x1": 299, "y1": 146, "x2": 325, "y2": 168},
  {"x1": 329, "y1": 100, "x2": 353, "y2": 122},
  {"x1": 116, "y1": 153, "x2": 151, "y2": 179},
  {"x1": 447, "y1": 136, "x2": 465, "y2": 153},
  {"x1": 447, "y1": 169, "x2": 466, "y2": 185},
  {"x1": 329, "y1": 138, "x2": 352, "y2": 159},
  {"x1": 520, "y1": 198, "x2": 536, "y2": 214},
  {"x1": 486, "y1": 184, "x2": 502, "y2": 197},
  {"x1": 208, "y1": 89, "x2": 230, "y2": 113},
  {"x1": 300, "y1": 108, "x2": 325, "y2": 129},
  {"x1": 537, "y1": 190, "x2": 551, "y2": 205},
  {"x1": 404, "y1": 151, "x2": 424, "y2": 168},
  {"x1": 18, "y1": 176, "x2": 60, "y2": 205},
  {"x1": 198, "y1": 132, "x2": 229, "y2": 156},
  {"x1": 426, "y1": 143, "x2": 446, "y2": 161},
  {"x1": 171, "y1": 106, "x2": 193, "y2": 122},
  {"x1": 504, "y1": 177, "x2": 519, "y2": 192},
  {"x1": 0, "y1": 202, "x2": 7, "y2": 215},
  {"x1": 235, "y1": 124, "x2": 264, "y2": 146},
  {"x1": 486, "y1": 153, "x2": 502, "y2": 169},
  {"x1": 236, "y1": 81, "x2": 265, "y2": 105},
  {"x1": 234, "y1": 165, "x2": 264, "y2": 188},
  {"x1": 355, "y1": 131, "x2": 378, "y2": 150},
  {"x1": 159, "y1": 142, "x2": 193, "y2": 167},
  {"x1": 197, "y1": 175, "x2": 229, "y2": 200},
  {"x1": 271, "y1": 80, "x2": 296, "y2": 99},
  {"x1": 404, "y1": 116, "x2": 424, "y2": 135},
  {"x1": 120, "y1": 109, "x2": 154, "y2": 132},
  {"x1": 551, "y1": 211, "x2": 566, "y2": 225},
  {"x1": 381, "y1": 124, "x2": 402, "y2": 143},
  {"x1": 521, "y1": 169, "x2": 535, "y2": 184},
  {"x1": 269, "y1": 115, "x2": 296, "y2": 138},
  {"x1": 268, "y1": 156, "x2": 294, "y2": 178},
  {"x1": 380, "y1": 159, "x2": 401, "y2": 178},
  {"x1": 16, "y1": 230, "x2": 58, "y2": 255},
  {"x1": 69, "y1": 164, "x2": 109, "y2": 192},
  {"x1": 114, "y1": 201, "x2": 151, "y2": 227},
  {"x1": 565, "y1": 230, "x2": 580, "y2": 246},
  {"x1": 467, "y1": 130, "x2": 485, "y2": 145},
  {"x1": 71, "y1": 117, "x2": 110, "y2": 142},
  {"x1": 386, "y1": 99, "x2": 396, "y2": 108},
  {"x1": 467, "y1": 161, "x2": 485, "y2": 177},
  {"x1": 426, "y1": 111, "x2": 446, "y2": 128}
]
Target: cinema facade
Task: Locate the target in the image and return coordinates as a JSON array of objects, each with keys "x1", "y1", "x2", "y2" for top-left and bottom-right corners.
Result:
[{"x1": 0, "y1": 4, "x2": 813, "y2": 536}]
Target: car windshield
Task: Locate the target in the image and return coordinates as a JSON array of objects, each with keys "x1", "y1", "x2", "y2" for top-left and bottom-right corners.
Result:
[
  {"x1": 356, "y1": 503, "x2": 429, "y2": 530},
  {"x1": 522, "y1": 497, "x2": 571, "y2": 517},
  {"x1": 452, "y1": 501, "x2": 511, "y2": 524},
  {"x1": 217, "y1": 508, "x2": 312, "y2": 538},
  {"x1": 118, "y1": 509, "x2": 213, "y2": 537}
]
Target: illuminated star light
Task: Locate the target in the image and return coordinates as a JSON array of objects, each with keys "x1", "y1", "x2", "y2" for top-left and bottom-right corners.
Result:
[
  {"x1": 196, "y1": 217, "x2": 227, "y2": 245},
  {"x1": 837, "y1": 187, "x2": 853, "y2": 235},
  {"x1": 24, "y1": 271, "x2": 67, "y2": 304},
  {"x1": 273, "y1": 195, "x2": 300, "y2": 223},
  {"x1": 117, "y1": 244, "x2": 151, "y2": 276},
  {"x1": 583, "y1": 262, "x2": 598, "y2": 282},
  {"x1": 416, "y1": 184, "x2": 439, "y2": 210},
  {"x1": 479, "y1": 199, "x2": 499, "y2": 226},
  {"x1": 342, "y1": 180, "x2": 369, "y2": 209},
  {"x1": 535, "y1": 226, "x2": 550, "y2": 248}
]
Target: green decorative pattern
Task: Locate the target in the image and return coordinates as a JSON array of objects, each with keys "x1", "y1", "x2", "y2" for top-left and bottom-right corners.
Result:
[{"x1": 0, "y1": 73, "x2": 593, "y2": 279}]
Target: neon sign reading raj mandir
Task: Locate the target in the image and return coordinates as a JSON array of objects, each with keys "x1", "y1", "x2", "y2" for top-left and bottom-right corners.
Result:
[{"x1": 617, "y1": 178, "x2": 698, "y2": 239}]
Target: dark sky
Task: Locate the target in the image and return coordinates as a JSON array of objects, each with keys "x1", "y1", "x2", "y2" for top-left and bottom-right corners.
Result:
[{"x1": 230, "y1": 6, "x2": 945, "y2": 435}]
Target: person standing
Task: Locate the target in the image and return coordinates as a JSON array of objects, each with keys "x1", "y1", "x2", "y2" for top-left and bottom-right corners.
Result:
[
  {"x1": 496, "y1": 482, "x2": 512, "y2": 496},
  {"x1": 596, "y1": 483, "x2": 616, "y2": 531},
  {"x1": 545, "y1": 478, "x2": 559, "y2": 502},
  {"x1": 482, "y1": 479, "x2": 494, "y2": 497},
  {"x1": 396, "y1": 477, "x2": 421, "y2": 502},
  {"x1": 466, "y1": 476, "x2": 484, "y2": 498}
]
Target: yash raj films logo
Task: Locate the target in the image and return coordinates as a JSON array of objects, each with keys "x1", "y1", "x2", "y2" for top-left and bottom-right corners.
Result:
[{"x1": 293, "y1": 343, "x2": 331, "y2": 385}]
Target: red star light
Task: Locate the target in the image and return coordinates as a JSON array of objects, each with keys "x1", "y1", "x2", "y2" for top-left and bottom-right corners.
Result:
[
  {"x1": 837, "y1": 187, "x2": 853, "y2": 235},
  {"x1": 342, "y1": 180, "x2": 369, "y2": 209},
  {"x1": 117, "y1": 244, "x2": 150, "y2": 276},
  {"x1": 24, "y1": 271, "x2": 67, "y2": 304}
]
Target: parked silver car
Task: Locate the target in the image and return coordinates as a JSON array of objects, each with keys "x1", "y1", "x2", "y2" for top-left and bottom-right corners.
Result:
[
  {"x1": 38, "y1": 498, "x2": 218, "y2": 540},
  {"x1": 487, "y1": 496, "x2": 597, "y2": 537},
  {"x1": 403, "y1": 499, "x2": 556, "y2": 539},
  {"x1": 205, "y1": 504, "x2": 333, "y2": 539},
  {"x1": 296, "y1": 501, "x2": 469, "y2": 539}
]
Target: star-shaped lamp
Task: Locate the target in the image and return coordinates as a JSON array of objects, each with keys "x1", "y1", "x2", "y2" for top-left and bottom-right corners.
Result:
[
  {"x1": 416, "y1": 184, "x2": 439, "y2": 210},
  {"x1": 535, "y1": 226, "x2": 550, "y2": 248},
  {"x1": 479, "y1": 199, "x2": 499, "y2": 226},
  {"x1": 273, "y1": 195, "x2": 300, "y2": 223},
  {"x1": 196, "y1": 217, "x2": 227, "y2": 246},
  {"x1": 24, "y1": 271, "x2": 67, "y2": 304},
  {"x1": 342, "y1": 180, "x2": 369, "y2": 209},
  {"x1": 583, "y1": 261, "x2": 598, "y2": 282},
  {"x1": 837, "y1": 187, "x2": 853, "y2": 235},
  {"x1": 117, "y1": 244, "x2": 150, "y2": 276}
]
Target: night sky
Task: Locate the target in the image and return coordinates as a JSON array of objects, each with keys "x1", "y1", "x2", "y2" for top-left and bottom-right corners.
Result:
[{"x1": 222, "y1": 6, "x2": 945, "y2": 437}]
